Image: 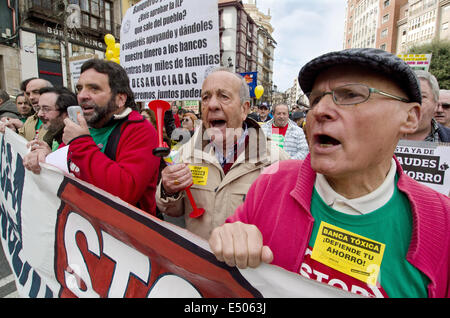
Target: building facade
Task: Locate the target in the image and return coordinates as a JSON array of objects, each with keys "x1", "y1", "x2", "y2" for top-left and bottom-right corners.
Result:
[
  {"x1": 218, "y1": 0, "x2": 258, "y2": 75},
  {"x1": 345, "y1": 0, "x2": 408, "y2": 51},
  {"x1": 397, "y1": 0, "x2": 450, "y2": 53},
  {"x1": 0, "y1": 0, "x2": 122, "y2": 96},
  {"x1": 0, "y1": 0, "x2": 21, "y2": 95},
  {"x1": 243, "y1": 0, "x2": 276, "y2": 105},
  {"x1": 345, "y1": 0, "x2": 450, "y2": 54}
]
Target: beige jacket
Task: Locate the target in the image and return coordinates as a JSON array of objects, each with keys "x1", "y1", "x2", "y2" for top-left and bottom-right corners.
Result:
[
  {"x1": 18, "y1": 114, "x2": 48, "y2": 143},
  {"x1": 156, "y1": 118, "x2": 290, "y2": 239}
]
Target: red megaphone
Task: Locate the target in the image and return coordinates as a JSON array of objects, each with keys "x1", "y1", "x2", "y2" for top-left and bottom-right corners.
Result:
[{"x1": 148, "y1": 100, "x2": 171, "y2": 157}]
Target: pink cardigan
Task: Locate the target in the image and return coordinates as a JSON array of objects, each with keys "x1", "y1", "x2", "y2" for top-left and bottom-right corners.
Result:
[{"x1": 227, "y1": 155, "x2": 450, "y2": 298}]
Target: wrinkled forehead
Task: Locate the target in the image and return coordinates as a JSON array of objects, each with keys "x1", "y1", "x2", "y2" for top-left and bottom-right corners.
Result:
[
  {"x1": 26, "y1": 79, "x2": 48, "y2": 92},
  {"x1": 202, "y1": 71, "x2": 241, "y2": 92},
  {"x1": 313, "y1": 65, "x2": 405, "y2": 95}
]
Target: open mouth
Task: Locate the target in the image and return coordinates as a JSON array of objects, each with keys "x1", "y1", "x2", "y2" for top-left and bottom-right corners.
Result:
[
  {"x1": 209, "y1": 119, "x2": 227, "y2": 128},
  {"x1": 81, "y1": 104, "x2": 95, "y2": 115},
  {"x1": 315, "y1": 134, "x2": 341, "y2": 148}
]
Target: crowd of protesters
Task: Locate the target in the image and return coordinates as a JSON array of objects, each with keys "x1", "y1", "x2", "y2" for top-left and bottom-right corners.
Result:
[{"x1": 0, "y1": 48, "x2": 449, "y2": 298}]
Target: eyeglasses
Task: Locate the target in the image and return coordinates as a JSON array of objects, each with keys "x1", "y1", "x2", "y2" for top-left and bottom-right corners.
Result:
[
  {"x1": 306, "y1": 83, "x2": 410, "y2": 108},
  {"x1": 441, "y1": 102, "x2": 450, "y2": 109}
]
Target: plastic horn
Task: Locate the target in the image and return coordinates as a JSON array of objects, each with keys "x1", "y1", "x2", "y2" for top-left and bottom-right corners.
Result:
[
  {"x1": 185, "y1": 184, "x2": 205, "y2": 218},
  {"x1": 148, "y1": 100, "x2": 171, "y2": 157}
]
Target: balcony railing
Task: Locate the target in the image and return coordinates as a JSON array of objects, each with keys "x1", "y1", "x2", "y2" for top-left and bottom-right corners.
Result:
[{"x1": 26, "y1": 0, "x2": 121, "y2": 40}]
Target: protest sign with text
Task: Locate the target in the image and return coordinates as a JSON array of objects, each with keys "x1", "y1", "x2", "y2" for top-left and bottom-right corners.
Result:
[
  {"x1": 120, "y1": 0, "x2": 221, "y2": 102},
  {"x1": 395, "y1": 140, "x2": 450, "y2": 196},
  {"x1": 397, "y1": 54, "x2": 432, "y2": 72}
]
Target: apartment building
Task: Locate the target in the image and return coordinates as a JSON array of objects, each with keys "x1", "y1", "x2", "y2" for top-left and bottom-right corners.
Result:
[
  {"x1": 345, "y1": 0, "x2": 450, "y2": 54},
  {"x1": 397, "y1": 0, "x2": 450, "y2": 53},
  {"x1": 243, "y1": 0, "x2": 276, "y2": 105},
  {"x1": 345, "y1": 0, "x2": 408, "y2": 51},
  {"x1": 218, "y1": 0, "x2": 258, "y2": 74}
]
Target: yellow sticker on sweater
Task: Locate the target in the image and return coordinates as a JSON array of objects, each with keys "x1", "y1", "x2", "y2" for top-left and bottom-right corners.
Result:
[
  {"x1": 311, "y1": 222, "x2": 385, "y2": 286},
  {"x1": 189, "y1": 165, "x2": 209, "y2": 186}
]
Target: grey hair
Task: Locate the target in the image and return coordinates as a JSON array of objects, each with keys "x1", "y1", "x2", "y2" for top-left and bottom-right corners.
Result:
[
  {"x1": 0, "y1": 89, "x2": 9, "y2": 102},
  {"x1": 415, "y1": 70, "x2": 440, "y2": 102},
  {"x1": 207, "y1": 67, "x2": 250, "y2": 104},
  {"x1": 272, "y1": 103, "x2": 289, "y2": 114}
]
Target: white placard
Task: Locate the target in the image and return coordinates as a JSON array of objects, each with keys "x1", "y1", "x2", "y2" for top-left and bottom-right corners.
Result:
[{"x1": 120, "y1": 0, "x2": 221, "y2": 102}]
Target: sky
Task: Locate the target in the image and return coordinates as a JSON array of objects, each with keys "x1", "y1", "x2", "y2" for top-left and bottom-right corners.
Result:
[{"x1": 253, "y1": 0, "x2": 347, "y2": 92}]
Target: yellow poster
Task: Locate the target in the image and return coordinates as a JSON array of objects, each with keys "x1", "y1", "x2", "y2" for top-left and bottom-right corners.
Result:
[
  {"x1": 311, "y1": 222, "x2": 385, "y2": 286},
  {"x1": 189, "y1": 165, "x2": 209, "y2": 186}
]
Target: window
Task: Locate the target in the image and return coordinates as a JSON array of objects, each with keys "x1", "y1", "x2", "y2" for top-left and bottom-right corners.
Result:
[
  {"x1": 382, "y1": 14, "x2": 389, "y2": 24},
  {"x1": 383, "y1": 0, "x2": 390, "y2": 8},
  {"x1": 380, "y1": 43, "x2": 386, "y2": 50},
  {"x1": 381, "y1": 28, "x2": 388, "y2": 38},
  {"x1": 70, "y1": 0, "x2": 112, "y2": 31},
  {"x1": 37, "y1": 35, "x2": 60, "y2": 61},
  {"x1": 443, "y1": 22, "x2": 449, "y2": 31},
  {"x1": 72, "y1": 44, "x2": 94, "y2": 57}
]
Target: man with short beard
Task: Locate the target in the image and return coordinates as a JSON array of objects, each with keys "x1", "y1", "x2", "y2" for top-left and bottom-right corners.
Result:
[
  {"x1": 0, "y1": 78, "x2": 53, "y2": 141},
  {"x1": 61, "y1": 59, "x2": 160, "y2": 216},
  {"x1": 21, "y1": 60, "x2": 161, "y2": 216},
  {"x1": 23, "y1": 87, "x2": 78, "y2": 173}
]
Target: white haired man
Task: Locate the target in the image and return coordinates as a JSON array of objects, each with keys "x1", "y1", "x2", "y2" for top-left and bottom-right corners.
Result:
[
  {"x1": 156, "y1": 68, "x2": 289, "y2": 239},
  {"x1": 209, "y1": 49, "x2": 450, "y2": 298},
  {"x1": 404, "y1": 71, "x2": 450, "y2": 142}
]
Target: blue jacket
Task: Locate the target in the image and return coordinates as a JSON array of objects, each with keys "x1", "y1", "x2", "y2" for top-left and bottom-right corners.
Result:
[{"x1": 438, "y1": 123, "x2": 450, "y2": 142}]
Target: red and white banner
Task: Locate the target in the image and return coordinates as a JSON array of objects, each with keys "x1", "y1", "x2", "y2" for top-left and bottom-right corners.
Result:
[{"x1": 0, "y1": 128, "x2": 357, "y2": 298}]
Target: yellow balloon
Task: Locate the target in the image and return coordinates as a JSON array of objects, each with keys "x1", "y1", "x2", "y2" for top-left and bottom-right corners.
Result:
[
  {"x1": 111, "y1": 57, "x2": 120, "y2": 64},
  {"x1": 104, "y1": 34, "x2": 115, "y2": 46},
  {"x1": 255, "y1": 85, "x2": 264, "y2": 99},
  {"x1": 105, "y1": 49, "x2": 114, "y2": 60},
  {"x1": 113, "y1": 43, "x2": 120, "y2": 58}
]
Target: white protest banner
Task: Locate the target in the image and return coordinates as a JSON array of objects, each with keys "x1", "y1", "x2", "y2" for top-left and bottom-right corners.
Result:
[
  {"x1": 395, "y1": 140, "x2": 450, "y2": 196},
  {"x1": 0, "y1": 129, "x2": 358, "y2": 299},
  {"x1": 397, "y1": 53, "x2": 432, "y2": 71},
  {"x1": 120, "y1": 0, "x2": 220, "y2": 102}
]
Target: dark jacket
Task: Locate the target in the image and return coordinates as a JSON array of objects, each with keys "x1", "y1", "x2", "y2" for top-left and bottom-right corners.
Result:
[
  {"x1": 0, "y1": 100, "x2": 20, "y2": 119},
  {"x1": 437, "y1": 123, "x2": 450, "y2": 142}
]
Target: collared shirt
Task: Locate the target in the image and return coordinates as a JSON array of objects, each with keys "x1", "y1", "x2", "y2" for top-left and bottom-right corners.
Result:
[
  {"x1": 314, "y1": 158, "x2": 397, "y2": 215},
  {"x1": 212, "y1": 123, "x2": 249, "y2": 168},
  {"x1": 424, "y1": 119, "x2": 441, "y2": 142}
]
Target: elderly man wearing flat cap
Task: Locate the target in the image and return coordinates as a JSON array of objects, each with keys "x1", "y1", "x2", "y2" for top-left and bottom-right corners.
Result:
[{"x1": 208, "y1": 48, "x2": 450, "y2": 298}]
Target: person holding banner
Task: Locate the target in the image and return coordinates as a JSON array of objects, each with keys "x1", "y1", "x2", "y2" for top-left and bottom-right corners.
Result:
[
  {"x1": 209, "y1": 49, "x2": 450, "y2": 298},
  {"x1": 60, "y1": 59, "x2": 161, "y2": 216},
  {"x1": 0, "y1": 78, "x2": 53, "y2": 142},
  {"x1": 156, "y1": 68, "x2": 289, "y2": 240},
  {"x1": 23, "y1": 87, "x2": 78, "y2": 174},
  {"x1": 403, "y1": 70, "x2": 450, "y2": 142}
]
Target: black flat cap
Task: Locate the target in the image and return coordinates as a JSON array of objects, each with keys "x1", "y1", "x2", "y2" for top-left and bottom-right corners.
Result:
[{"x1": 298, "y1": 48, "x2": 422, "y2": 104}]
